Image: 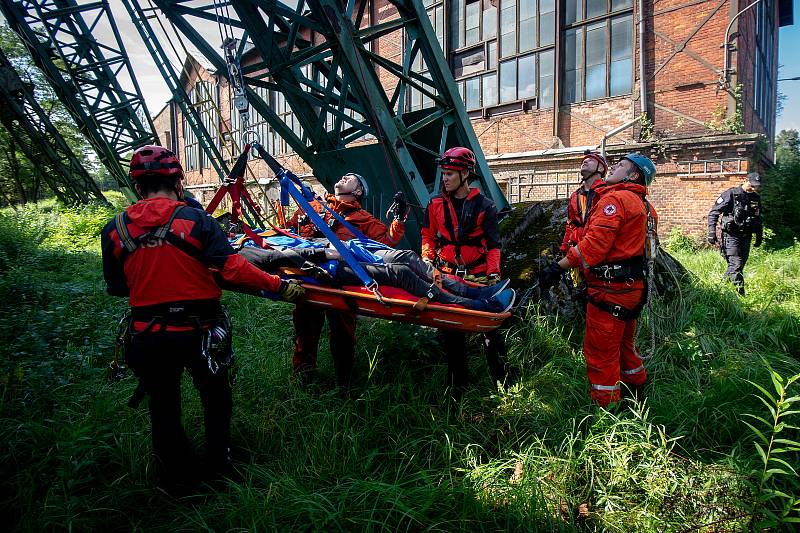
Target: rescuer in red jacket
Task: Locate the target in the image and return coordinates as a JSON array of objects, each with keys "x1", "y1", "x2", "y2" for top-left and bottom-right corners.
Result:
[
  {"x1": 101, "y1": 145, "x2": 304, "y2": 491},
  {"x1": 539, "y1": 153, "x2": 658, "y2": 407},
  {"x1": 421, "y1": 147, "x2": 515, "y2": 394},
  {"x1": 285, "y1": 173, "x2": 405, "y2": 386},
  {"x1": 560, "y1": 151, "x2": 608, "y2": 252}
]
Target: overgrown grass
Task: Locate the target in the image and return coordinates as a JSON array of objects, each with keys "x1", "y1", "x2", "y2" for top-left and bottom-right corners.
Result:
[{"x1": 0, "y1": 202, "x2": 798, "y2": 531}]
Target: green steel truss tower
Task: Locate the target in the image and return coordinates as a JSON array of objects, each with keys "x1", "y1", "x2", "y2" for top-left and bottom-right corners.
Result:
[
  {"x1": 0, "y1": 0, "x2": 159, "y2": 199},
  {"x1": 150, "y1": 0, "x2": 508, "y2": 248},
  {"x1": 0, "y1": 47, "x2": 106, "y2": 204}
]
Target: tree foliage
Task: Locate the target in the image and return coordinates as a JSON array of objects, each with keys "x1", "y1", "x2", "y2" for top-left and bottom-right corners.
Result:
[
  {"x1": 762, "y1": 129, "x2": 800, "y2": 246},
  {"x1": 0, "y1": 25, "x2": 101, "y2": 207},
  {"x1": 775, "y1": 129, "x2": 800, "y2": 166}
]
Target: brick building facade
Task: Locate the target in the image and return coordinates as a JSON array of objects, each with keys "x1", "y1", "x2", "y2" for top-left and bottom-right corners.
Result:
[{"x1": 153, "y1": 0, "x2": 792, "y2": 237}]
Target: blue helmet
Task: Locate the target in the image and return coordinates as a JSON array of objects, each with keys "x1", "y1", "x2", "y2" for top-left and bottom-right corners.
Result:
[{"x1": 622, "y1": 153, "x2": 656, "y2": 186}]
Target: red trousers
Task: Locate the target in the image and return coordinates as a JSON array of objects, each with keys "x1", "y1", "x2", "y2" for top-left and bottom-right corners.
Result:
[
  {"x1": 292, "y1": 302, "x2": 357, "y2": 386},
  {"x1": 583, "y1": 287, "x2": 647, "y2": 406}
]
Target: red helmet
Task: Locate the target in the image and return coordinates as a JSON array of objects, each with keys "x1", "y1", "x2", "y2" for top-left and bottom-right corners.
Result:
[
  {"x1": 129, "y1": 145, "x2": 183, "y2": 181},
  {"x1": 438, "y1": 147, "x2": 476, "y2": 172},
  {"x1": 582, "y1": 150, "x2": 608, "y2": 177}
]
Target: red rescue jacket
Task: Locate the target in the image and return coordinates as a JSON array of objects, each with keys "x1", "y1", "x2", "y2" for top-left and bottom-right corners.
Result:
[
  {"x1": 565, "y1": 181, "x2": 658, "y2": 303},
  {"x1": 101, "y1": 197, "x2": 282, "y2": 308},
  {"x1": 421, "y1": 188, "x2": 501, "y2": 276},
  {"x1": 560, "y1": 186, "x2": 596, "y2": 252},
  {"x1": 285, "y1": 194, "x2": 404, "y2": 245}
]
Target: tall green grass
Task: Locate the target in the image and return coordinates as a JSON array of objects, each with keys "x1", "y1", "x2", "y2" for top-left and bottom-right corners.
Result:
[{"x1": 0, "y1": 203, "x2": 797, "y2": 531}]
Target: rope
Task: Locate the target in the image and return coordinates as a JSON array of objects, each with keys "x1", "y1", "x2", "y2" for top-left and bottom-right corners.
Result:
[
  {"x1": 646, "y1": 254, "x2": 656, "y2": 360},
  {"x1": 639, "y1": 201, "x2": 659, "y2": 361},
  {"x1": 148, "y1": 0, "x2": 277, "y2": 221}
]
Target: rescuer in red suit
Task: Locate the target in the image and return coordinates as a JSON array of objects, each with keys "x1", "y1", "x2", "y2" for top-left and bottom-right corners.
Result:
[
  {"x1": 101, "y1": 145, "x2": 304, "y2": 490},
  {"x1": 538, "y1": 153, "x2": 658, "y2": 407},
  {"x1": 421, "y1": 147, "x2": 515, "y2": 394},
  {"x1": 285, "y1": 173, "x2": 405, "y2": 386},
  {"x1": 560, "y1": 151, "x2": 608, "y2": 253}
]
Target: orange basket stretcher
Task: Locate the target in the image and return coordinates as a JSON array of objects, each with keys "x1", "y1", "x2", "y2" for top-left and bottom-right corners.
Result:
[{"x1": 299, "y1": 283, "x2": 511, "y2": 332}]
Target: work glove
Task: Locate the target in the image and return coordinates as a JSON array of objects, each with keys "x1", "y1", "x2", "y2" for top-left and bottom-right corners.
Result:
[
  {"x1": 538, "y1": 261, "x2": 565, "y2": 291},
  {"x1": 463, "y1": 274, "x2": 490, "y2": 285},
  {"x1": 278, "y1": 279, "x2": 306, "y2": 302},
  {"x1": 390, "y1": 191, "x2": 409, "y2": 222},
  {"x1": 707, "y1": 234, "x2": 717, "y2": 246}
]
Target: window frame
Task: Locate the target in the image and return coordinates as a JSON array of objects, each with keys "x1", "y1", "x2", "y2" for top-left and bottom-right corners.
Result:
[
  {"x1": 448, "y1": 0, "x2": 557, "y2": 116},
  {"x1": 561, "y1": 0, "x2": 634, "y2": 105},
  {"x1": 183, "y1": 84, "x2": 200, "y2": 173},
  {"x1": 406, "y1": 0, "x2": 445, "y2": 113},
  {"x1": 753, "y1": 0, "x2": 775, "y2": 134}
]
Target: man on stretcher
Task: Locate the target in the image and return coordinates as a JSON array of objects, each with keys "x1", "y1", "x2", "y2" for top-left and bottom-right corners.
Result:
[{"x1": 238, "y1": 240, "x2": 516, "y2": 314}]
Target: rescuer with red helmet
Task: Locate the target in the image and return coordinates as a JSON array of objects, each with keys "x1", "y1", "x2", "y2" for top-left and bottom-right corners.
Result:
[
  {"x1": 285, "y1": 172, "x2": 406, "y2": 387},
  {"x1": 101, "y1": 145, "x2": 304, "y2": 492},
  {"x1": 421, "y1": 146, "x2": 515, "y2": 394},
  {"x1": 539, "y1": 153, "x2": 658, "y2": 407},
  {"x1": 560, "y1": 151, "x2": 608, "y2": 252}
]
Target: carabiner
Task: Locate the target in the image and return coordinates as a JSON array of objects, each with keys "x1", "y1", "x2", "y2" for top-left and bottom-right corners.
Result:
[
  {"x1": 367, "y1": 281, "x2": 389, "y2": 307},
  {"x1": 242, "y1": 129, "x2": 261, "y2": 146}
]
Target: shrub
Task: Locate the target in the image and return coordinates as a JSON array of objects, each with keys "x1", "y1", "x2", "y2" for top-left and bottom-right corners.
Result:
[
  {"x1": 0, "y1": 205, "x2": 51, "y2": 273},
  {"x1": 45, "y1": 202, "x2": 116, "y2": 250},
  {"x1": 762, "y1": 161, "x2": 800, "y2": 248},
  {"x1": 664, "y1": 226, "x2": 700, "y2": 254}
]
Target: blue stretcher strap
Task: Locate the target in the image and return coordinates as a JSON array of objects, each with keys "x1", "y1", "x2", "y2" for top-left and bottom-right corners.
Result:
[
  {"x1": 346, "y1": 239, "x2": 389, "y2": 264},
  {"x1": 279, "y1": 174, "x2": 377, "y2": 289}
]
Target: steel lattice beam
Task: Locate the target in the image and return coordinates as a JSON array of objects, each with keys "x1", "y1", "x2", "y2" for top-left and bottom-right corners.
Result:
[
  {"x1": 0, "y1": 0, "x2": 159, "y2": 200},
  {"x1": 0, "y1": 47, "x2": 107, "y2": 204},
  {"x1": 119, "y1": 0, "x2": 231, "y2": 179},
  {"x1": 150, "y1": 0, "x2": 508, "y2": 248},
  {"x1": 120, "y1": 0, "x2": 270, "y2": 227}
]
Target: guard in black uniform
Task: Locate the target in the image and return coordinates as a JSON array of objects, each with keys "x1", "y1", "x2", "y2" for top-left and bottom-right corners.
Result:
[{"x1": 707, "y1": 172, "x2": 763, "y2": 295}]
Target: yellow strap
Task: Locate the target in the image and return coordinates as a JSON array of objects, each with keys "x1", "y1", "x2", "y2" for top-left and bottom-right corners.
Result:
[{"x1": 578, "y1": 193, "x2": 588, "y2": 222}]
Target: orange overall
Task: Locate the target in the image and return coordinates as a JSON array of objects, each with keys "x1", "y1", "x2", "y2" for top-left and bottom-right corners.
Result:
[{"x1": 565, "y1": 181, "x2": 657, "y2": 406}]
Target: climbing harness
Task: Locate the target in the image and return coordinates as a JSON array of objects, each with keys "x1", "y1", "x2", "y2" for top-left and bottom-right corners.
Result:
[
  {"x1": 109, "y1": 310, "x2": 131, "y2": 383},
  {"x1": 201, "y1": 308, "x2": 233, "y2": 376}
]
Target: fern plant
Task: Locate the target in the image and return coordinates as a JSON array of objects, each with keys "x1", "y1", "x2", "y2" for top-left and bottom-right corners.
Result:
[{"x1": 743, "y1": 363, "x2": 800, "y2": 529}]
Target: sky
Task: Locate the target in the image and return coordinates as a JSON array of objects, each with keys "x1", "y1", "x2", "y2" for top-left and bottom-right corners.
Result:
[
  {"x1": 776, "y1": 18, "x2": 800, "y2": 133},
  {"x1": 106, "y1": 0, "x2": 224, "y2": 117}
]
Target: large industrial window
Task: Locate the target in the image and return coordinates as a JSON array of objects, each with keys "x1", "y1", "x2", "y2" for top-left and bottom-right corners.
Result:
[
  {"x1": 183, "y1": 85, "x2": 199, "y2": 172},
  {"x1": 563, "y1": 0, "x2": 633, "y2": 104},
  {"x1": 194, "y1": 80, "x2": 219, "y2": 171},
  {"x1": 407, "y1": 0, "x2": 445, "y2": 112},
  {"x1": 450, "y1": 0, "x2": 556, "y2": 113},
  {"x1": 182, "y1": 116, "x2": 198, "y2": 173},
  {"x1": 229, "y1": 83, "x2": 299, "y2": 158},
  {"x1": 753, "y1": 0, "x2": 775, "y2": 134}
]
